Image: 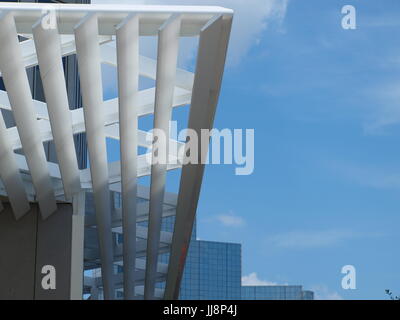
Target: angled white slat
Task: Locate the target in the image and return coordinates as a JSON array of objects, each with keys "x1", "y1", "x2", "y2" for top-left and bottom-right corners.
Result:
[
  {"x1": 0, "y1": 36, "x2": 73, "y2": 77},
  {"x1": 101, "y1": 44, "x2": 194, "y2": 91},
  {"x1": 0, "y1": 12, "x2": 56, "y2": 219},
  {"x1": 145, "y1": 14, "x2": 181, "y2": 300},
  {"x1": 1, "y1": 85, "x2": 191, "y2": 125},
  {"x1": 104, "y1": 124, "x2": 185, "y2": 156},
  {"x1": 88, "y1": 239, "x2": 170, "y2": 262},
  {"x1": 4, "y1": 86, "x2": 190, "y2": 150},
  {"x1": 8, "y1": 151, "x2": 181, "y2": 194},
  {"x1": 110, "y1": 184, "x2": 178, "y2": 207},
  {"x1": 0, "y1": 90, "x2": 49, "y2": 120},
  {"x1": 72, "y1": 86, "x2": 191, "y2": 129},
  {"x1": 33, "y1": 18, "x2": 81, "y2": 199},
  {"x1": 74, "y1": 13, "x2": 114, "y2": 300},
  {"x1": 165, "y1": 15, "x2": 232, "y2": 299},
  {"x1": 114, "y1": 226, "x2": 172, "y2": 244},
  {"x1": 0, "y1": 114, "x2": 30, "y2": 219},
  {"x1": 0, "y1": 153, "x2": 181, "y2": 204},
  {"x1": 0, "y1": 35, "x2": 112, "y2": 78},
  {"x1": 85, "y1": 202, "x2": 175, "y2": 227},
  {"x1": 80, "y1": 155, "x2": 182, "y2": 188},
  {"x1": 6, "y1": 119, "x2": 185, "y2": 164},
  {"x1": 116, "y1": 13, "x2": 139, "y2": 300}
]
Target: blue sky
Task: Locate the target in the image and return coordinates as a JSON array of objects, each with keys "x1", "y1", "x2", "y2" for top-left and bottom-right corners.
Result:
[{"x1": 98, "y1": 0, "x2": 400, "y2": 299}]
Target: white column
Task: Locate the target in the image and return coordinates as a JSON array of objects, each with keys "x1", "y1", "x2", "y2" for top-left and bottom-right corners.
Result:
[
  {"x1": 74, "y1": 13, "x2": 114, "y2": 300},
  {"x1": 164, "y1": 15, "x2": 233, "y2": 300},
  {"x1": 0, "y1": 113, "x2": 30, "y2": 219},
  {"x1": 32, "y1": 18, "x2": 81, "y2": 200},
  {"x1": 116, "y1": 14, "x2": 139, "y2": 300},
  {"x1": 0, "y1": 12, "x2": 56, "y2": 219},
  {"x1": 145, "y1": 14, "x2": 181, "y2": 300}
]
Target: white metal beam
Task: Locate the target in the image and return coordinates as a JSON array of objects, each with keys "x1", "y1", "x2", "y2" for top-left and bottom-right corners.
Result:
[
  {"x1": 116, "y1": 13, "x2": 139, "y2": 300},
  {"x1": 85, "y1": 203, "x2": 175, "y2": 228},
  {"x1": 5, "y1": 117, "x2": 185, "y2": 161},
  {"x1": 3, "y1": 152, "x2": 181, "y2": 197},
  {"x1": 0, "y1": 114, "x2": 29, "y2": 219},
  {"x1": 101, "y1": 44, "x2": 194, "y2": 91},
  {"x1": 110, "y1": 184, "x2": 178, "y2": 207},
  {"x1": 165, "y1": 15, "x2": 233, "y2": 300},
  {"x1": 0, "y1": 11, "x2": 57, "y2": 219},
  {"x1": 0, "y1": 36, "x2": 192, "y2": 91},
  {"x1": 0, "y1": 153, "x2": 181, "y2": 206},
  {"x1": 73, "y1": 87, "x2": 191, "y2": 129},
  {"x1": 0, "y1": 90, "x2": 50, "y2": 120},
  {"x1": 145, "y1": 13, "x2": 181, "y2": 300},
  {"x1": 74, "y1": 13, "x2": 114, "y2": 300},
  {"x1": 2, "y1": 3, "x2": 233, "y2": 36},
  {"x1": 33, "y1": 18, "x2": 81, "y2": 199},
  {"x1": 1, "y1": 86, "x2": 191, "y2": 129}
]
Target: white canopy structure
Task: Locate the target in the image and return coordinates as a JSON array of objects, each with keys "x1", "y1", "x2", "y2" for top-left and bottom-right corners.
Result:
[{"x1": 0, "y1": 3, "x2": 232, "y2": 300}]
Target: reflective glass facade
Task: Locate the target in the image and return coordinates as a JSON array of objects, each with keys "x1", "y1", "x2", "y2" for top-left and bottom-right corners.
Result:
[
  {"x1": 241, "y1": 285, "x2": 314, "y2": 300},
  {"x1": 180, "y1": 240, "x2": 241, "y2": 300},
  {"x1": 154, "y1": 212, "x2": 241, "y2": 299}
]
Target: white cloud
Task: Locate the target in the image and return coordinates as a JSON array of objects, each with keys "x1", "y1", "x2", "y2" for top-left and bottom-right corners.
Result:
[
  {"x1": 311, "y1": 285, "x2": 343, "y2": 300},
  {"x1": 93, "y1": 0, "x2": 289, "y2": 65},
  {"x1": 266, "y1": 229, "x2": 381, "y2": 249},
  {"x1": 242, "y1": 272, "x2": 279, "y2": 286},
  {"x1": 216, "y1": 212, "x2": 245, "y2": 227}
]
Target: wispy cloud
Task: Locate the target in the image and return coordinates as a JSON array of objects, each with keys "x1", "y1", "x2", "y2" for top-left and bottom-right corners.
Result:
[
  {"x1": 311, "y1": 285, "x2": 343, "y2": 300},
  {"x1": 242, "y1": 272, "x2": 281, "y2": 286},
  {"x1": 216, "y1": 212, "x2": 246, "y2": 227},
  {"x1": 266, "y1": 229, "x2": 382, "y2": 249}
]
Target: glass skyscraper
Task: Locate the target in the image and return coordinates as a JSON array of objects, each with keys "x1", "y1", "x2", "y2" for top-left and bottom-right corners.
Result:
[
  {"x1": 110, "y1": 197, "x2": 243, "y2": 300},
  {"x1": 242, "y1": 285, "x2": 314, "y2": 300},
  {"x1": 179, "y1": 240, "x2": 242, "y2": 300},
  {"x1": 156, "y1": 209, "x2": 313, "y2": 300}
]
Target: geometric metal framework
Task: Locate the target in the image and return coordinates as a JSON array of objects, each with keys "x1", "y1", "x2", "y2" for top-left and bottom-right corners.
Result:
[{"x1": 0, "y1": 3, "x2": 232, "y2": 300}]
